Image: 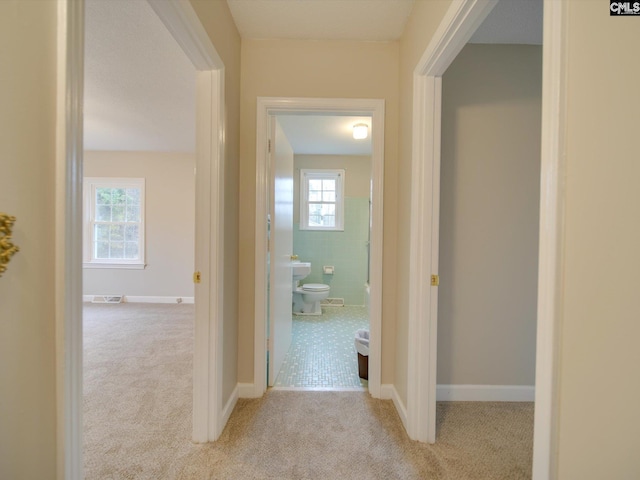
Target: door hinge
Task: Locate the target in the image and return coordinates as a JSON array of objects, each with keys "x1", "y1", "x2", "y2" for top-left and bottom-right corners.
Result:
[
  {"x1": 431, "y1": 274, "x2": 439, "y2": 286},
  {"x1": 268, "y1": 139, "x2": 272, "y2": 153},
  {"x1": 193, "y1": 271, "x2": 201, "y2": 284}
]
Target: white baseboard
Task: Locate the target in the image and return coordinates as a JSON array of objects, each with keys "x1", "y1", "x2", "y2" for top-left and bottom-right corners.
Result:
[
  {"x1": 237, "y1": 383, "x2": 261, "y2": 398},
  {"x1": 436, "y1": 384, "x2": 535, "y2": 402},
  {"x1": 380, "y1": 384, "x2": 408, "y2": 431},
  {"x1": 218, "y1": 385, "x2": 238, "y2": 437},
  {"x1": 83, "y1": 295, "x2": 194, "y2": 304}
]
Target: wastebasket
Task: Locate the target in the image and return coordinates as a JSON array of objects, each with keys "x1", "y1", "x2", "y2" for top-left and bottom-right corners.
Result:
[{"x1": 354, "y1": 329, "x2": 370, "y2": 380}]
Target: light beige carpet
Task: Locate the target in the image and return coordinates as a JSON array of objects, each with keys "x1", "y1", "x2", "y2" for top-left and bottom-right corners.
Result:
[{"x1": 84, "y1": 303, "x2": 533, "y2": 479}]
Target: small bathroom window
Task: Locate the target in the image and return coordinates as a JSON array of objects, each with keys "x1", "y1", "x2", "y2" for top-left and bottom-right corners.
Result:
[{"x1": 299, "y1": 169, "x2": 345, "y2": 231}]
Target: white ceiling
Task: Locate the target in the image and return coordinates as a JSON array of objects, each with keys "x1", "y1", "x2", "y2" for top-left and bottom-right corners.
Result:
[
  {"x1": 227, "y1": 0, "x2": 415, "y2": 41},
  {"x1": 83, "y1": 0, "x2": 542, "y2": 155},
  {"x1": 84, "y1": 0, "x2": 196, "y2": 152},
  {"x1": 277, "y1": 115, "x2": 372, "y2": 155}
]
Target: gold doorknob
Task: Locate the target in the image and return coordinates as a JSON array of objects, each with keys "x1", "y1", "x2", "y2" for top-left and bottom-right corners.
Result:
[{"x1": 290, "y1": 255, "x2": 299, "y2": 260}]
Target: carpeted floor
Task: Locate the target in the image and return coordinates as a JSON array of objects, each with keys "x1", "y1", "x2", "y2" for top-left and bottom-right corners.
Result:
[{"x1": 84, "y1": 303, "x2": 533, "y2": 479}]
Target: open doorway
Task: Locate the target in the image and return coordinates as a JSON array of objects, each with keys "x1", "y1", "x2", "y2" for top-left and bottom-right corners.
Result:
[
  {"x1": 266, "y1": 113, "x2": 373, "y2": 389},
  {"x1": 253, "y1": 97, "x2": 385, "y2": 398},
  {"x1": 406, "y1": 5, "x2": 556, "y2": 473},
  {"x1": 81, "y1": 0, "x2": 198, "y2": 474},
  {"x1": 60, "y1": 0, "x2": 227, "y2": 474}
]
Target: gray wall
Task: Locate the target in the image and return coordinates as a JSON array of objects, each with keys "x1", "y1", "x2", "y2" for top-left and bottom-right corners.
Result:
[
  {"x1": 438, "y1": 44, "x2": 542, "y2": 386},
  {"x1": 83, "y1": 151, "x2": 195, "y2": 299}
]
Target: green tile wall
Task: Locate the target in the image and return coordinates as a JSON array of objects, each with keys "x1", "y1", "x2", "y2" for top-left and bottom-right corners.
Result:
[{"x1": 293, "y1": 197, "x2": 369, "y2": 305}]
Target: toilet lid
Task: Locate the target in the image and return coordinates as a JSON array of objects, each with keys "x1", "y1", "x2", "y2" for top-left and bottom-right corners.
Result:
[{"x1": 302, "y1": 283, "x2": 330, "y2": 292}]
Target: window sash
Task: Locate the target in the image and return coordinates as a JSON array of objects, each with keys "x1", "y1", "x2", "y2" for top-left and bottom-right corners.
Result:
[
  {"x1": 84, "y1": 178, "x2": 145, "y2": 268},
  {"x1": 300, "y1": 169, "x2": 344, "y2": 231}
]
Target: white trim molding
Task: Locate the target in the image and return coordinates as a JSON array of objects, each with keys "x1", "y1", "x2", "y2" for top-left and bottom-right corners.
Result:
[
  {"x1": 56, "y1": 1, "x2": 84, "y2": 478},
  {"x1": 407, "y1": 0, "x2": 498, "y2": 445},
  {"x1": 533, "y1": 1, "x2": 568, "y2": 479},
  {"x1": 436, "y1": 385, "x2": 535, "y2": 402},
  {"x1": 254, "y1": 97, "x2": 385, "y2": 399},
  {"x1": 82, "y1": 295, "x2": 195, "y2": 304},
  {"x1": 380, "y1": 384, "x2": 408, "y2": 430}
]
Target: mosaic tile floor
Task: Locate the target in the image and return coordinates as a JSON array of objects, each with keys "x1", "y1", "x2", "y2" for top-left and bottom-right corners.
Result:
[{"x1": 273, "y1": 306, "x2": 370, "y2": 389}]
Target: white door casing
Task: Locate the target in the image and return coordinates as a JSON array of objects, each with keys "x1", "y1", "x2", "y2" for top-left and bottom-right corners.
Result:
[
  {"x1": 407, "y1": 0, "x2": 499, "y2": 445},
  {"x1": 254, "y1": 97, "x2": 385, "y2": 398},
  {"x1": 268, "y1": 118, "x2": 294, "y2": 386},
  {"x1": 58, "y1": 1, "x2": 227, "y2": 477},
  {"x1": 408, "y1": 1, "x2": 566, "y2": 479}
]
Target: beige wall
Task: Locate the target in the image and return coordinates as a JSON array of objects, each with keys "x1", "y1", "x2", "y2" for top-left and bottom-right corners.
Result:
[
  {"x1": 438, "y1": 44, "x2": 541, "y2": 386},
  {"x1": 397, "y1": 0, "x2": 452, "y2": 407},
  {"x1": 83, "y1": 151, "x2": 195, "y2": 299},
  {"x1": 238, "y1": 39, "x2": 400, "y2": 384},
  {"x1": 557, "y1": 2, "x2": 640, "y2": 477},
  {"x1": 189, "y1": 0, "x2": 241, "y2": 409},
  {"x1": 293, "y1": 154, "x2": 371, "y2": 223},
  {"x1": 0, "y1": 1, "x2": 58, "y2": 477}
]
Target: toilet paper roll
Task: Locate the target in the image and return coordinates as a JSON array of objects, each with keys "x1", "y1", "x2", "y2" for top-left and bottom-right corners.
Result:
[{"x1": 323, "y1": 266, "x2": 334, "y2": 275}]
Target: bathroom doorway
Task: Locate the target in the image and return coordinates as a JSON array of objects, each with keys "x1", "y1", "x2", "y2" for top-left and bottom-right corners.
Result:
[
  {"x1": 268, "y1": 113, "x2": 373, "y2": 388},
  {"x1": 254, "y1": 97, "x2": 385, "y2": 398}
]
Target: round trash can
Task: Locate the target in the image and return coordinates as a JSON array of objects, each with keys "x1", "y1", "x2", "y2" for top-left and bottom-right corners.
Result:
[{"x1": 354, "y1": 329, "x2": 370, "y2": 380}]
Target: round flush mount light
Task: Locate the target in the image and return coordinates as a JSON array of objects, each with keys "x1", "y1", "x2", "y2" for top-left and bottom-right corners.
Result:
[{"x1": 352, "y1": 123, "x2": 368, "y2": 140}]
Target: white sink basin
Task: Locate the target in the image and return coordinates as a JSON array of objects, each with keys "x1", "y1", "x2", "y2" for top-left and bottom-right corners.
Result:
[{"x1": 292, "y1": 262, "x2": 311, "y2": 279}]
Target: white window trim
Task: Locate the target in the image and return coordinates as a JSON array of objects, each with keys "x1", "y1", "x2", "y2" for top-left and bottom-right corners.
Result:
[
  {"x1": 299, "y1": 169, "x2": 345, "y2": 231},
  {"x1": 83, "y1": 177, "x2": 146, "y2": 269}
]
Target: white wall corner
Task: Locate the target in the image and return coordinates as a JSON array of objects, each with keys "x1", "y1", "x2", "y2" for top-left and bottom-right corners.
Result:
[
  {"x1": 436, "y1": 384, "x2": 535, "y2": 402},
  {"x1": 380, "y1": 384, "x2": 408, "y2": 431}
]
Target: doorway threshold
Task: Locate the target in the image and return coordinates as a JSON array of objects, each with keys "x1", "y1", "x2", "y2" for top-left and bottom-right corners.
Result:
[{"x1": 269, "y1": 386, "x2": 367, "y2": 392}]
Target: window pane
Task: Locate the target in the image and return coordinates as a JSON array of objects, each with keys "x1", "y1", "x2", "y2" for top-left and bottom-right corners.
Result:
[
  {"x1": 96, "y1": 188, "x2": 112, "y2": 205},
  {"x1": 307, "y1": 203, "x2": 336, "y2": 227},
  {"x1": 308, "y1": 189, "x2": 322, "y2": 201},
  {"x1": 112, "y1": 205, "x2": 125, "y2": 222},
  {"x1": 124, "y1": 242, "x2": 139, "y2": 259},
  {"x1": 309, "y1": 179, "x2": 322, "y2": 191},
  {"x1": 95, "y1": 224, "x2": 110, "y2": 241},
  {"x1": 111, "y1": 188, "x2": 126, "y2": 205},
  {"x1": 320, "y1": 203, "x2": 335, "y2": 217},
  {"x1": 109, "y1": 224, "x2": 124, "y2": 241},
  {"x1": 322, "y1": 191, "x2": 336, "y2": 202},
  {"x1": 124, "y1": 225, "x2": 139, "y2": 242},
  {"x1": 95, "y1": 241, "x2": 110, "y2": 259},
  {"x1": 126, "y1": 205, "x2": 140, "y2": 222},
  {"x1": 126, "y1": 188, "x2": 140, "y2": 205},
  {"x1": 96, "y1": 205, "x2": 111, "y2": 222},
  {"x1": 322, "y1": 179, "x2": 335, "y2": 191},
  {"x1": 308, "y1": 204, "x2": 322, "y2": 226},
  {"x1": 110, "y1": 242, "x2": 124, "y2": 258}
]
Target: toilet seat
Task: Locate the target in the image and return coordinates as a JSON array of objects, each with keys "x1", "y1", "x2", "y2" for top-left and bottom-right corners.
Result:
[{"x1": 302, "y1": 283, "x2": 330, "y2": 292}]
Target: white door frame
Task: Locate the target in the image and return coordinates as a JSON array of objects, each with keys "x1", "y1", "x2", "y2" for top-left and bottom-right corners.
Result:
[
  {"x1": 407, "y1": 0, "x2": 566, "y2": 478},
  {"x1": 254, "y1": 97, "x2": 385, "y2": 398},
  {"x1": 57, "y1": 0, "x2": 226, "y2": 477}
]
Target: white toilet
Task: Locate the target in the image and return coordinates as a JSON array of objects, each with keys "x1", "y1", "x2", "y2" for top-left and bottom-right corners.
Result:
[{"x1": 292, "y1": 262, "x2": 330, "y2": 315}]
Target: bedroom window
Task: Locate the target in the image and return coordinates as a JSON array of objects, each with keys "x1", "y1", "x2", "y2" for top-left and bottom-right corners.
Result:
[
  {"x1": 83, "y1": 177, "x2": 146, "y2": 269},
  {"x1": 300, "y1": 169, "x2": 345, "y2": 231}
]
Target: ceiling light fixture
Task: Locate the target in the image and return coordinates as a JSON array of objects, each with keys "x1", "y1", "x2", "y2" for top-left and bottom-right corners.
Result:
[{"x1": 352, "y1": 123, "x2": 368, "y2": 140}]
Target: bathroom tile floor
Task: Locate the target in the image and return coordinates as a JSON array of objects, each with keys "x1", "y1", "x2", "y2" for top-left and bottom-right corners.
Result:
[{"x1": 273, "y1": 306, "x2": 369, "y2": 389}]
